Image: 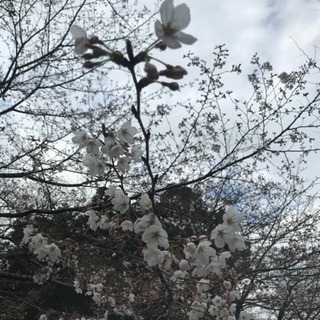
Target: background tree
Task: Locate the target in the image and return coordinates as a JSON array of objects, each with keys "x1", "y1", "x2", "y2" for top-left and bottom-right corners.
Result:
[{"x1": 1, "y1": 0, "x2": 320, "y2": 319}]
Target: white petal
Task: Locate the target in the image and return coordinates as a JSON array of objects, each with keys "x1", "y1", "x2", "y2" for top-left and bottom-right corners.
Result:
[
  {"x1": 172, "y1": 4, "x2": 191, "y2": 30},
  {"x1": 154, "y1": 20, "x2": 165, "y2": 39},
  {"x1": 70, "y1": 25, "x2": 87, "y2": 39},
  {"x1": 162, "y1": 35, "x2": 182, "y2": 49},
  {"x1": 174, "y1": 31, "x2": 197, "y2": 45},
  {"x1": 74, "y1": 38, "x2": 90, "y2": 55},
  {"x1": 160, "y1": 0, "x2": 174, "y2": 26}
]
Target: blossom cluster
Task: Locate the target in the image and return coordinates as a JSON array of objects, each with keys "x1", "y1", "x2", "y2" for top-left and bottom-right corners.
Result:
[
  {"x1": 21, "y1": 224, "x2": 61, "y2": 264},
  {"x1": 19, "y1": 1, "x2": 256, "y2": 319},
  {"x1": 188, "y1": 280, "x2": 252, "y2": 320},
  {"x1": 72, "y1": 121, "x2": 142, "y2": 176},
  {"x1": 211, "y1": 206, "x2": 246, "y2": 252},
  {"x1": 82, "y1": 197, "x2": 251, "y2": 319}
]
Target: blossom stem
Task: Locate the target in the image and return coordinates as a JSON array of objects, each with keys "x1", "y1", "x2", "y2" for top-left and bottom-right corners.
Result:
[{"x1": 128, "y1": 65, "x2": 157, "y2": 211}]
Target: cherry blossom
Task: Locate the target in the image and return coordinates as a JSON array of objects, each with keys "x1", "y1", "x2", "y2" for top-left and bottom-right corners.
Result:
[
  {"x1": 141, "y1": 225, "x2": 169, "y2": 249},
  {"x1": 194, "y1": 240, "x2": 216, "y2": 265},
  {"x1": 70, "y1": 25, "x2": 91, "y2": 55},
  {"x1": 116, "y1": 156, "x2": 130, "y2": 172},
  {"x1": 226, "y1": 234, "x2": 246, "y2": 252},
  {"x1": 143, "y1": 248, "x2": 163, "y2": 267},
  {"x1": 161, "y1": 250, "x2": 175, "y2": 270},
  {"x1": 210, "y1": 224, "x2": 235, "y2": 248},
  {"x1": 117, "y1": 121, "x2": 138, "y2": 144},
  {"x1": 133, "y1": 213, "x2": 162, "y2": 233},
  {"x1": 101, "y1": 136, "x2": 124, "y2": 158},
  {"x1": 179, "y1": 259, "x2": 190, "y2": 271},
  {"x1": 129, "y1": 144, "x2": 143, "y2": 162},
  {"x1": 72, "y1": 130, "x2": 89, "y2": 149},
  {"x1": 85, "y1": 138, "x2": 102, "y2": 155},
  {"x1": 86, "y1": 209, "x2": 100, "y2": 231},
  {"x1": 223, "y1": 206, "x2": 244, "y2": 232},
  {"x1": 196, "y1": 279, "x2": 210, "y2": 293},
  {"x1": 111, "y1": 189, "x2": 130, "y2": 214},
  {"x1": 154, "y1": 0, "x2": 197, "y2": 49},
  {"x1": 239, "y1": 310, "x2": 253, "y2": 320},
  {"x1": 139, "y1": 193, "x2": 153, "y2": 211},
  {"x1": 82, "y1": 154, "x2": 105, "y2": 176},
  {"x1": 105, "y1": 185, "x2": 116, "y2": 199},
  {"x1": 21, "y1": 224, "x2": 34, "y2": 244},
  {"x1": 45, "y1": 243, "x2": 61, "y2": 263},
  {"x1": 120, "y1": 220, "x2": 133, "y2": 232}
]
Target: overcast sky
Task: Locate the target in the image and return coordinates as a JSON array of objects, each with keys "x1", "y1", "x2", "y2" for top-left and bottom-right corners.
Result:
[
  {"x1": 173, "y1": 0, "x2": 320, "y2": 70},
  {"x1": 147, "y1": 0, "x2": 320, "y2": 187}
]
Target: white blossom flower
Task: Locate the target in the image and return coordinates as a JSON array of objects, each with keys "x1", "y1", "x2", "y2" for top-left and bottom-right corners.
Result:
[
  {"x1": 74, "y1": 279, "x2": 83, "y2": 294},
  {"x1": 116, "y1": 156, "x2": 130, "y2": 172},
  {"x1": 45, "y1": 243, "x2": 61, "y2": 263},
  {"x1": 223, "y1": 280, "x2": 232, "y2": 289},
  {"x1": 105, "y1": 185, "x2": 116, "y2": 199},
  {"x1": 226, "y1": 234, "x2": 246, "y2": 252},
  {"x1": 21, "y1": 224, "x2": 34, "y2": 244},
  {"x1": 170, "y1": 269, "x2": 188, "y2": 281},
  {"x1": 239, "y1": 311, "x2": 252, "y2": 320},
  {"x1": 208, "y1": 305, "x2": 219, "y2": 317},
  {"x1": 111, "y1": 190, "x2": 130, "y2": 214},
  {"x1": 83, "y1": 154, "x2": 105, "y2": 176},
  {"x1": 34, "y1": 245, "x2": 48, "y2": 261},
  {"x1": 70, "y1": 25, "x2": 90, "y2": 55},
  {"x1": 29, "y1": 234, "x2": 46, "y2": 250},
  {"x1": 212, "y1": 295, "x2": 226, "y2": 307},
  {"x1": 179, "y1": 259, "x2": 190, "y2": 271},
  {"x1": 86, "y1": 139, "x2": 102, "y2": 155},
  {"x1": 220, "y1": 308, "x2": 230, "y2": 318},
  {"x1": 205, "y1": 260, "x2": 223, "y2": 276},
  {"x1": 154, "y1": 0, "x2": 197, "y2": 49},
  {"x1": 230, "y1": 303, "x2": 237, "y2": 314},
  {"x1": 161, "y1": 250, "x2": 174, "y2": 270},
  {"x1": 117, "y1": 121, "x2": 138, "y2": 144},
  {"x1": 139, "y1": 193, "x2": 153, "y2": 211},
  {"x1": 184, "y1": 241, "x2": 196, "y2": 262},
  {"x1": 196, "y1": 278, "x2": 210, "y2": 293},
  {"x1": 99, "y1": 215, "x2": 111, "y2": 230},
  {"x1": 72, "y1": 131, "x2": 89, "y2": 149},
  {"x1": 128, "y1": 293, "x2": 135, "y2": 302},
  {"x1": 223, "y1": 206, "x2": 244, "y2": 232},
  {"x1": 194, "y1": 240, "x2": 216, "y2": 265},
  {"x1": 143, "y1": 248, "x2": 163, "y2": 266},
  {"x1": 121, "y1": 220, "x2": 134, "y2": 232},
  {"x1": 210, "y1": 224, "x2": 234, "y2": 248},
  {"x1": 133, "y1": 214, "x2": 162, "y2": 233},
  {"x1": 101, "y1": 136, "x2": 124, "y2": 158},
  {"x1": 229, "y1": 290, "x2": 240, "y2": 302},
  {"x1": 130, "y1": 144, "x2": 143, "y2": 162},
  {"x1": 142, "y1": 225, "x2": 169, "y2": 249},
  {"x1": 86, "y1": 209, "x2": 100, "y2": 231}
]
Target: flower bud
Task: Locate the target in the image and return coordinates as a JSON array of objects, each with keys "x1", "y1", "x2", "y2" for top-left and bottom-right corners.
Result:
[
  {"x1": 144, "y1": 62, "x2": 159, "y2": 80},
  {"x1": 155, "y1": 41, "x2": 167, "y2": 51},
  {"x1": 83, "y1": 61, "x2": 102, "y2": 69},
  {"x1": 159, "y1": 65, "x2": 187, "y2": 80},
  {"x1": 89, "y1": 36, "x2": 105, "y2": 45},
  {"x1": 161, "y1": 81, "x2": 179, "y2": 91},
  {"x1": 92, "y1": 46, "x2": 109, "y2": 58}
]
